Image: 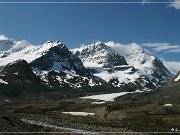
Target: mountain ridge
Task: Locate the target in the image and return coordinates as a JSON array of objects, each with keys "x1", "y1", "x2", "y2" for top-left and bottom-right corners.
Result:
[
  {"x1": 0, "y1": 39, "x2": 176, "y2": 98},
  {"x1": 72, "y1": 42, "x2": 173, "y2": 90}
]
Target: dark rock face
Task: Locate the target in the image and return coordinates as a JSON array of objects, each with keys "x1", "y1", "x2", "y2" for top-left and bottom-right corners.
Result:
[
  {"x1": 30, "y1": 43, "x2": 102, "y2": 89},
  {"x1": 45, "y1": 70, "x2": 90, "y2": 89},
  {"x1": 0, "y1": 60, "x2": 43, "y2": 97},
  {"x1": 108, "y1": 76, "x2": 155, "y2": 92},
  {"x1": 151, "y1": 58, "x2": 173, "y2": 87},
  {"x1": 103, "y1": 52, "x2": 127, "y2": 68},
  {"x1": 114, "y1": 66, "x2": 135, "y2": 72},
  {"x1": 0, "y1": 60, "x2": 40, "y2": 85},
  {"x1": 74, "y1": 42, "x2": 128, "y2": 69},
  {"x1": 31, "y1": 43, "x2": 90, "y2": 76},
  {"x1": 174, "y1": 71, "x2": 180, "y2": 82}
]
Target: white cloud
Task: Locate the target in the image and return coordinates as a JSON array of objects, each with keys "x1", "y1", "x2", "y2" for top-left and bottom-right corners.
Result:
[
  {"x1": 140, "y1": 0, "x2": 151, "y2": 5},
  {"x1": 142, "y1": 43, "x2": 180, "y2": 53},
  {"x1": 168, "y1": 48, "x2": 180, "y2": 53},
  {"x1": 0, "y1": 34, "x2": 8, "y2": 41},
  {"x1": 152, "y1": 45, "x2": 179, "y2": 52},
  {"x1": 141, "y1": 0, "x2": 147, "y2": 4},
  {"x1": 162, "y1": 60, "x2": 180, "y2": 74},
  {"x1": 169, "y1": 0, "x2": 180, "y2": 10},
  {"x1": 141, "y1": 0, "x2": 157, "y2": 5}
]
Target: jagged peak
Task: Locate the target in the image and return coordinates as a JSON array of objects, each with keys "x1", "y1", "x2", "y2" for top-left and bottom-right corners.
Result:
[
  {"x1": 94, "y1": 41, "x2": 106, "y2": 46},
  {"x1": 72, "y1": 42, "x2": 115, "y2": 56},
  {"x1": 43, "y1": 41, "x2": 65, "y2": 48},
  {"x1": 87, "y1": 42, "x2": 111, "y2": 50},
  {"x1": 44, "y1": 40, "x2": 62, "y2": 45},
  {"x1": 37, "y1": 41, "x2": 65, "y2": 53},
  {"x1": 128, "y1": 43, "x2": 144, "y2": 52}
]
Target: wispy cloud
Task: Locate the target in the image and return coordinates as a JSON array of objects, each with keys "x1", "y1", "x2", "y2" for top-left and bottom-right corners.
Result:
[
  {"x1": 168, "y1": 48, "x2": 180, "y2": 53},
  {"x1": 141, "y1": 0, "x2": 147, "y2": 4},
  {"x1": 140, "y1": 0, "x2": 151, "y2": 5},
  {"x1": 162, "y1": 60, "x2": 180, "y2": 74},
  {"x1": 169, "y1": 0, "x2": 180, "y2": 10},
  {"x1": 141, "y1": 0, "x2": 180, "y2": 10},
  {"x1": 142, "y1": 43, "x2": 180, "y2": 53},
  {"x1": 0, "y1": 34, "x2": 8, "y2": 41}
]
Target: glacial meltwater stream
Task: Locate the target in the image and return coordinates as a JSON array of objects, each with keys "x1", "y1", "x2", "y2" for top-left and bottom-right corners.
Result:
[{"x1": 21, "y1": 119, "x2": 103, "y2": 135}]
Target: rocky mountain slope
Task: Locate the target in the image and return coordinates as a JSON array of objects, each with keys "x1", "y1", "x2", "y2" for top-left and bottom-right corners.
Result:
[
  {"x1": 72, "y1": 42, "x2": 173, "y2": 91},
  {"x1": 0, "y1": 39, "x2": 174, "y2": 97},
  {"x1": 30, "y1": 41, "x2": 101, "y2": 89},
  {"x1": 0, "y1": 40, "x2": 104, "y2": 97},
  {"x1": 116, "y1": 71, "x2": 180, "y2": 104},
  {"x1": 0, "y1": 60, "x2": 40, "y2": 85},
  {"x1": 174, "y1": 72, "x2": 180, "y2": 82}
]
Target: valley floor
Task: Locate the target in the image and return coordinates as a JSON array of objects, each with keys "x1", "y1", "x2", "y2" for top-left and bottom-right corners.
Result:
[{"x1": 0, "y1": 95, "x2": 180, "y2": 134}]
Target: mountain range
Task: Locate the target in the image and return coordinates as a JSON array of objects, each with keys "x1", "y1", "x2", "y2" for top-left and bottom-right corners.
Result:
[{"x1": 0, "y1": 39, "x2": 179, "y2": 98}]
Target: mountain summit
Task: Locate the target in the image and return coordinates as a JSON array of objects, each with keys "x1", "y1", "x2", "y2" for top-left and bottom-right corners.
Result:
[
  {"x1": 0, "y1": 39, "x2": 174, "y2": 98},
  {"x1": 72, "y1": 42, "x2": 173, "y2": 90}
]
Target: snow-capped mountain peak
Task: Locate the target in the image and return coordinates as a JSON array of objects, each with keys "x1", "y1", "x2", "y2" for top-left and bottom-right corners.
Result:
[
  {"x1": 0, "y1": 39, "x2": 174, "y2": 92},
  {"x1": 106, "y1": 42, "x2": 155, "y2": 65},
  {"x1": 39, "y1": 41, "x2": 63, "y2": 51},
  {"x1": 72, "y1": 42, "x2": 127, "y2": 69},
  {"x1": 29, "y1": 42, "x2": 100, "y2": 88},
  {"x1": 0, "y1": 40, "x2": 101, "y2": 89},
  {"x1": 10, "y1": 40, "x2": 35, "y2": 52},
  {"x1": 72, "y1": 41, "x2": 173, "y2": 90},
  {"x1": 0, "y1": 40, "x2": 66, "y2": 66}
]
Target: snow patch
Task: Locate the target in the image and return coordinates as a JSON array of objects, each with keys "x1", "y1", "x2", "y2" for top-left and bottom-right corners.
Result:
[
  {"x1": 174, "y1": 74, "x2": 180, "y2": 81},
  {"x1": 88, "y1": 79, "x2": 96, "y2": 87},
  {"x1": 80, "y1": 90, "x2": 143, "y2": 101},
  {"x1": 62, "y1": 112, "x2": 94, "y2": 116},
  {"x1": 0, "y1": 79, "x2": 8, "y2": 84},
  {"x1": 13, "y1": 72, "x2": 18, "y2": 75},
  {"x1": 163, "y1": 104, "x2": 173, "y2": 107},
  {"x1": 92, "y1": 102, "x2": 105, "y2": 104},
  {"x1": 80, "y1": 92, "x2": 129, "y2": 101},
  {"x1": 4, "y1": 99, "x2": 11, "y2": 102}
]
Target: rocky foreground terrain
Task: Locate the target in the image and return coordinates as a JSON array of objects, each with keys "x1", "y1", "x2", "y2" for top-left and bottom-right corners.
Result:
[{"x1": 0, "y1": 73, "x2": 179, "y2": 134}]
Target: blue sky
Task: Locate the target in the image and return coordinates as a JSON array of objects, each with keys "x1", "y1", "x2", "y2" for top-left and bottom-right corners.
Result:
[{"x1": 0, "y1": 0, "x2": 179, "y2": 61}]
